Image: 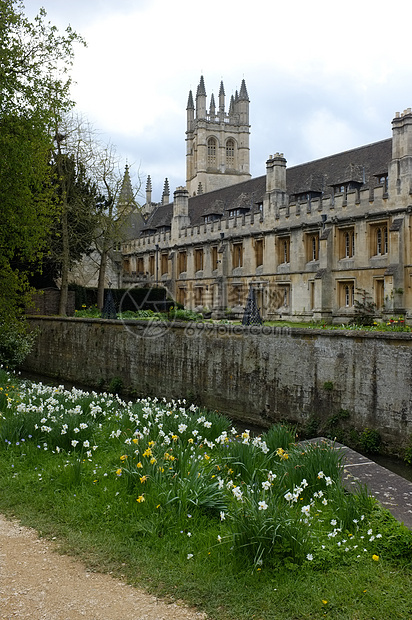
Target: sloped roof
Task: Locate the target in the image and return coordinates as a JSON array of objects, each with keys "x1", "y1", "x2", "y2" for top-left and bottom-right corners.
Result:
[
  {"x1": 135, "y1": 137, "x2": 393, "y2": 236},
  {"x1": 286, "y1": 139, "x2": 392, "y2": 195},
  {"x1": 142, "y1": 203, "x2": 173, "y2": 231}
]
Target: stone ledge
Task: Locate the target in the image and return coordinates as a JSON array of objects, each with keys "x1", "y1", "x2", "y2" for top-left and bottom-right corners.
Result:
[{"x1": 308, "y1": 438, "x2": 412, "y2": 530}]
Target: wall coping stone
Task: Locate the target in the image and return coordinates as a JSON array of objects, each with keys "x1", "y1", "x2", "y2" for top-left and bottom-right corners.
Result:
[{"x1": 25, "y1": 315, "x2": 412, "y2": 341}]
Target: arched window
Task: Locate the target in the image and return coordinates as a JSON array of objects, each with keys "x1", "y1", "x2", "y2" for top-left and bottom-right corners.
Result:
[
  {"x1": 343, "y1": 230, "x2": 355, "y2": 258},
  {"x1": 207, "y1": 137, "x2": 217, "y2": 167},
  {"x1": 226, "y1": 139, "x2": 235, "y2": 168},
  {"x1": 370, "y1": 222, "x2": 388, "y2": 256},
  {"x1": 311, "y1": 235, "x2": 319, "y2": 261}
]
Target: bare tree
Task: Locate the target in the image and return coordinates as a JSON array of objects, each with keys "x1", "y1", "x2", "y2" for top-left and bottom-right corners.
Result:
[
  {"x1": 91, "y1": 143, "x2": 142, "y2": 309},
  {"x1": 53, "y1": 113, "x2": 142, "y2": 312}
]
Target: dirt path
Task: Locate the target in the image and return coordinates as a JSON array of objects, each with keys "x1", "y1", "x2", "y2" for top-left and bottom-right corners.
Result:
[{"x1": 0, "y1": 515, "x2": 208, "y2": 620}]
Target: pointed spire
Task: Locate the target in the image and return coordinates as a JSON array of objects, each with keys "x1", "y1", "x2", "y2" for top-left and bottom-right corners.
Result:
[
  {"x1": 196, "y1": 75, "x2": 206, "y2": 97},
  {"x1": 162, "y1": 178, "x2": 170, "y2": 205},
  {"x1": 229, "y1": 94, "x2": 235, "y2": 116},
  {"x1": 187, "y1": 89, "x2": 194, "y2": 110},
  {"x1": 218, "y1": 80, "x2": 225, "y2": 118},
  {"x1": 195, "y1": 75, "x2": 207, "y2": 119},
  {"x1": 118, "y1": 164, "x2": 135, "y2": 210},
  {"x1": 239, "y1": 78, "x2": 249, "y2": 101},
  {"x1": 209, "y1": 93, "x2": 216, "y2": 116},
  {"x1": 145, "y1": 175, "x2": 152, "y2": 205}
]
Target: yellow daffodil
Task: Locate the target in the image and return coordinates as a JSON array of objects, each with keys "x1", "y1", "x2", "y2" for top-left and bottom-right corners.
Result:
[{"x1": 136, "y1": 495, "x2": 145, "y2": 503}]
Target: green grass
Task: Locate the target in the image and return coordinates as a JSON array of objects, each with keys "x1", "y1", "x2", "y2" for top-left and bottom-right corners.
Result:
[
  {"x1": 0, "y1": 368, "x2": 411, "y2": 619},
  {"x1": 73, "y1": 305, "x2": 412, "y2": 333}
]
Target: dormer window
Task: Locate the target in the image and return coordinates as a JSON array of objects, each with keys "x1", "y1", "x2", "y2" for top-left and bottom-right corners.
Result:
[
  {"x1": 204, "y1": 213, "x2": 221, "y2": 223},
  {"x1": 291, "y1": 191, "x2": 322, "y2": 204},
  {"x1": 377, "y1": 174, "x2": 388, "y2": 193},
  {"x1": 333, "y1": 181, "x2": 362, "y2": 196},
  {"x1": 228, "y1": 208, "x2": 244, "y2": 218}
]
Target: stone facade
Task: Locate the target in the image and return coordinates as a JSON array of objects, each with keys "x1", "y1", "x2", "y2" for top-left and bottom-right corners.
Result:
[{"x1": 121, "y1": 79, "x2": 412, "y2": 324}]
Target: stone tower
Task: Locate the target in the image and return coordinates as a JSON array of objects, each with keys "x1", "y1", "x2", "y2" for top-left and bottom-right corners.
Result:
[{"x1": 186, "y1": 76, "x2": 251, "y2": 196}]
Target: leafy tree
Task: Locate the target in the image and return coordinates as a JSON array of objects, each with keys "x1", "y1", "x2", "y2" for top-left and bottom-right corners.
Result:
[{"x1": 0, "y1": 0, "x2": 84, "y2": 325}]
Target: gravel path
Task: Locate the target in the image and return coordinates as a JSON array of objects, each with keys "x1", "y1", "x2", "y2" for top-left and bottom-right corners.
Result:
[{"x1": 0, "y1": 515, "x2": 208, "y2": 619}]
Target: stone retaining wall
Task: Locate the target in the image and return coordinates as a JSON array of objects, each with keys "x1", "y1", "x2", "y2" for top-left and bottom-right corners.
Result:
[{"x1": 22, "y1": 317, "x2": 412, "y2": 452}]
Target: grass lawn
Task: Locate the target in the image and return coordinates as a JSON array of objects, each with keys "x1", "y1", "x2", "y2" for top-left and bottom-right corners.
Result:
[{"x1": 0, "y1": 368, "x2": 411, "y2": 619}]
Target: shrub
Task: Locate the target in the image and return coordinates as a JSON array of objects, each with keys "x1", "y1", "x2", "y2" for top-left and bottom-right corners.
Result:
[
  {"x1": 168, "y1": 307, "x2": 203, "y2": 322},
  {"x1": 0, "y1": 320, "x2": 36, "y2": 368},
  {"x1": 359, "y1": 428, "x2": 381, "y2": 453},
  {"x1": 108, "y1": 376, "x2": 123, "y2": 394}
]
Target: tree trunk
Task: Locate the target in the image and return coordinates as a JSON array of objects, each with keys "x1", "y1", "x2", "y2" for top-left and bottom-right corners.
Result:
[
  {"x1": 97, "y1": 241, "x2": 108, "y2": 310},
  {"x1": 59, "y1": 203, "x2": 70, "y2": 316}
]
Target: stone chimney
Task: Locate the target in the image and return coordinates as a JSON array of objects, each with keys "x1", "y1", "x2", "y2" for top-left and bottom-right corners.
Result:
[
  {"x1": 389, "y1": 109, "x2": 412, "y2": 200},
  {"x1": 171, "y1": 186, "x2": 190, "y2": 241},
  {"x1": 266, "y1": 153, "x2": 287, "y2": 193}
]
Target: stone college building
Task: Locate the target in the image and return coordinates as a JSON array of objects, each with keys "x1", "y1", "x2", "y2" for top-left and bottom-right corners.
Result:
[{"x1": 121, "y1": 76, "x2": 412, "y2": 323}]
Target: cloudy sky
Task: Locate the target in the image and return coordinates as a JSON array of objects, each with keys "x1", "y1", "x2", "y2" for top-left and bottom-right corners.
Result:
[{"x1": 24, "y1": 0, "x2": 412, "y2": 202}]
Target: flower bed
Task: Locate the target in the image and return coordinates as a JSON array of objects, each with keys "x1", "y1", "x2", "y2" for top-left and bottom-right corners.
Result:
[{"x1": 1, "y1": 367, "x2": 410, "y2": 574}]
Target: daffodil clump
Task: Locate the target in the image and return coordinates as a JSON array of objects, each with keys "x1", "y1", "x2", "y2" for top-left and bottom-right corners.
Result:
[{"x1": 0, "y1": 366, "x2": 409, "y2": 572}]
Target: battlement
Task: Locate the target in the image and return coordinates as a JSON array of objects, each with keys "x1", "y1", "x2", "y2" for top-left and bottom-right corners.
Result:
[{"x1": 123, "y1": 180, "x2": 393, "y2": 259}]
